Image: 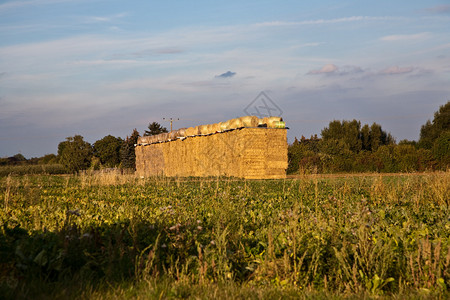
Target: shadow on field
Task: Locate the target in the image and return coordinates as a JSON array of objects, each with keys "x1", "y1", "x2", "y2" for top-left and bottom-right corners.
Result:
[{"x1": 0, "y1": 214, "x2": 207, "y2": 299}]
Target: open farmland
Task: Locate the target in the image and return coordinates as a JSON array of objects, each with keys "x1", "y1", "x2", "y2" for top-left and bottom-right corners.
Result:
[{"x1": 1, "y1": 172, "x2": 449, "y2": 299}]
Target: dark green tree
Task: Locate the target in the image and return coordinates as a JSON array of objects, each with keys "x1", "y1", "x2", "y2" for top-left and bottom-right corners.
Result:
[
  {"x1": 144, "y1": 122, "x2": 168, "y2": 136},
  {"x1": 367, "y1": 123, "x2": 395, "y2": 151},
  {"x1": 361, "y1": 124, "x2": 371, "y2": 151},
  {"x1": 58, "y1": 135, "x2": 93, "y2": 172},
  {"x1": 321, "y1": 120, "x2": 362, "y2": 152},
  {"x1": 432, "y1": 130, "x2": 450, "y2": 169},
  {"x1": 321, "y1": 120, "x2": 394, "y2": 153},
  {"x1": 419, "y1": 101, "x2": 450, "y2": 149},
  {"x1": 120, "y1": 129, "x2": 140, "y2": 169},
  {"x1": 38, "y1": 154, "x2": 58, "y2": 164},
  {"x1": 93, "y1": 135, "x2": 123, "y2": 167}
]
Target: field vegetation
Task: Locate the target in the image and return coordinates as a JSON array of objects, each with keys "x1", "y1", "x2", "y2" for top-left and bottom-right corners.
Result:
[{"x1": 1, "y1": 172, "x2": 449, "y2": 299}]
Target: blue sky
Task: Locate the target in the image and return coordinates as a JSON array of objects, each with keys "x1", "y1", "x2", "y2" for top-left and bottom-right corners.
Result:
[{"x1": 1, "y1": 0, "x2": 449, "y2": 158}]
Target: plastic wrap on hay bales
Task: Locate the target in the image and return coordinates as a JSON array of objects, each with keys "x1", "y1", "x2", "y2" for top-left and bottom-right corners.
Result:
[
  {"x1": 266, "y1": 117, "x2": 283, "y2": 128},
  {"x1": 178, "y1": 128, "x2": 187, "y2": 137},
  {"x1": 169, "y1": 130, "x2": 181, "y2": 140},
  {"x1": 137, "y1": 136, "x2": 147, "y2": 144},
  {"x1": 159, "y1": 133, "x2": 169, "y2": 142},
  {"x1": 239, "y1": 116, "x2": 259, "y2": 127}
]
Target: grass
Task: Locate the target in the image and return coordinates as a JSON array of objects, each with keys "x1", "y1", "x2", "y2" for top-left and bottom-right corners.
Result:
[
  {"x1": 0, "y1": 171, "x2": 449, "y2": 299},
  {"x1": 0, "y1": 164, "x2": 69, "y2": 177}
]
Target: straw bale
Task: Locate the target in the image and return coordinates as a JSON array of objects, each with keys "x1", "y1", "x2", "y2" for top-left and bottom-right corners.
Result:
[
  {"x1": 228, "y1": 118, "x2": 244, "y2": 129},
  {"x1": 177, "y1": 128, "x2": 187, "y2": 137},
  {"x1": 137, "y1": 136, "x2": 147, "y2": 144},
  {"x1": 198, "y1": 125, "x2": 209, "y2": 135},
  {"x1": 151, "y1": 135, "x2": 159, "y2": 143},
  {"x1": 185, "y1": 127, "x2": 198, "y2": 136},
  {"x1": 239, "y1": 116, "x2": 259, "y2": 127},
  {"x1": 267, "y1": 117, "x2": 283, "y2": 128},
  {"x1": 210, "y1": 123, "x2": 221, "y2": 133},
  {"x1": 219, "y1": 121, "x2": 229, "y2": 131},
  {"x1": 169, "y1": 130, "x2": 181, "y2": 140},
  {"x1": 206, "y1": 124, "x2": 214, "y2": 134},
  {"x1": 158, "y1": 133, "x2": 169, "y2": 142}
]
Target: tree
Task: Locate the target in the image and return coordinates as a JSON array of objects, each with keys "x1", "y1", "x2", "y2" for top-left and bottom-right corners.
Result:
[
  {"x1": 120, "y1": 129, "x2": 140, "y2": 169},
  {"x1": 144, "y1": 122, "x2": 168, "y2": 136},
  {"x1": 321, "y1": 120, "x2": 362, "y2": 152},
  {"x1": 38, "y1": 154, "x2": 58, "y2": 164},
  {"x1": 321, "y1": 120, "x2": 394, "y2": 153},
  {"x1": 419, "y1": 101, "x2": 450, "y2": 149},
  {"x1": 432, "y1": 130, "x2": 450, "y2": 169},
  {"x1": 58, "y1": 135, "x2": 93, "y2": 172},
  {"x1": 93, "y1": 135, "x2": 123, "y2": 167}
]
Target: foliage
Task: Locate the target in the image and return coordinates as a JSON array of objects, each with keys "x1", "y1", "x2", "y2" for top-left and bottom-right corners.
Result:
[
  {"x1": 0, "y1": 164, "x2": 69, "y2": 177},
  {"x1": 58, "y1": 135, "x2": 93, "y2": 173},
  {"x1": 287, "y1": 136, "x2": 320, "y2": 174},
  {"x1": 144, "y1": 122, "x2": 168, "y2": 136},
  {"x1": 0, "y1": 173, "x2": 448, "y2": 299},
  {"x1": 93, "y1": 135, "x2": 123, "y2": 168},
  {"x1": 120, "y1": 129, "x2": 139, "y2": 170},
  {"x1": 0, "y1": 154, "x2": 27, "y2": 166},
  {"x1": 36, "y1": 154, "x2": 58, "y2": 165},
  {"x1": 432, "y1": 130, "x2": 450, "y2": 169},
  {"x1": 287, "y1": 116, "x2": 446, "y2": 174},
  {"x1": 321, "y1": 120, "x2": 394, "y2": 153},
  {"x1": 419, "y1": 101, "x2": 450, "y2": 149}
]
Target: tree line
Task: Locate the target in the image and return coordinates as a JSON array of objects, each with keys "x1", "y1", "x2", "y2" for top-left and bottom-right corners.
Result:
[
  {"x1": 55, "y1": 122, "x2": 169, "y2": 172},
  {"x1": 0, "y1": 122, "x2": 168, "y2": 174},
  {"x1": 1, "y1": 102, "x2": 448, "y2": 174},
  {"x1": 288, "y1": 101, "x2": 449, "y2": 173}
]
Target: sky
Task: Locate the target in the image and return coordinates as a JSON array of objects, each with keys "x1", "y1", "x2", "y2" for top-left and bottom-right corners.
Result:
[{"x1": 1, "y1": 0, "x2": 450, "y2": 158}]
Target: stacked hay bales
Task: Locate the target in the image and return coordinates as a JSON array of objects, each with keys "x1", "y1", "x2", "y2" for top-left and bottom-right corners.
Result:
[{"x1": 135, "y1": 116, "x2": 287, "y2": 179}]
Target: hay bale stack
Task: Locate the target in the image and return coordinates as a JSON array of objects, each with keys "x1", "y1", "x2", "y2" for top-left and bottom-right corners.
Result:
[{"x1": 135, "y1": 116, "x2": 288, "y2": 179}]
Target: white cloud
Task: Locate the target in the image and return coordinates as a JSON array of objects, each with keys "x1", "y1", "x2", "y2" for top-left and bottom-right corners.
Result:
[{"x1": 380, "y1": 32, "x2": 430, "y2": 42}]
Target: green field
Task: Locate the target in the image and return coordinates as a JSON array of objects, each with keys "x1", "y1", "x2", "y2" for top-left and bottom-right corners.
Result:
[{"x1": 1, "y1": 172, "x2": 449, "y2": 299}]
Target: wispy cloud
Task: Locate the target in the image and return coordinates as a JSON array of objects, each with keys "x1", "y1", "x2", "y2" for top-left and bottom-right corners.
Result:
[
  {"x1": 380, "y1": 32, "x2": 430, "y2": 42},
  {"x1": 307, "y1": 64, "x2": 338, "y2": 75},
  {"x1": 130, "y1": 47, "x2": 185, "y2": 58},
  {"x1": 254, "y1": 16, "x2": 397, "y2": 28},
  {"x1": 83, "y1": 12, "x2": 129, "y2": 23},
  {"x1": 0, "y1": 0, "x2": 80, "y2": 13},
  {"x1": 425, "y1": 5, "x2": 450, "y2": 14},
  {"x1": 306, "y1": 64, "x2": 363, "y2": 76},
  {"x1": 215, "y1": 71, "x2": 236, "y2": 78},
  {"x1": 380, "y1": 66, "x2": 414, "y2": 75}
]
